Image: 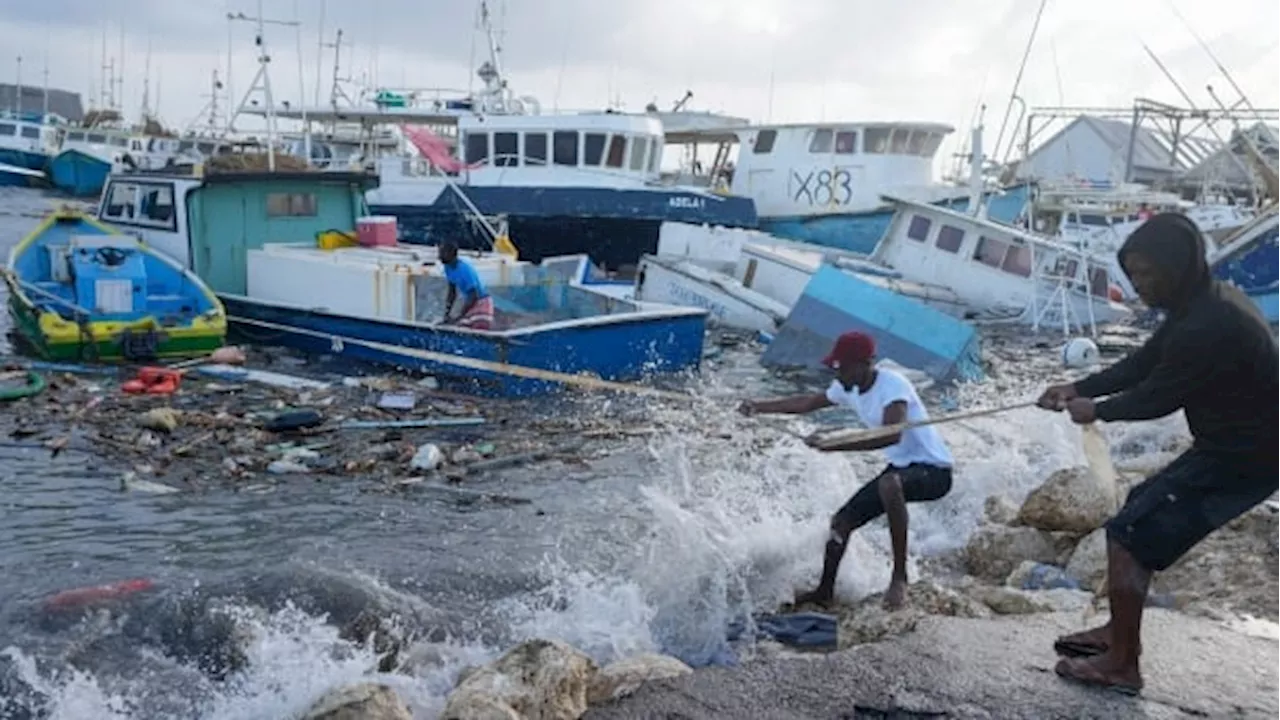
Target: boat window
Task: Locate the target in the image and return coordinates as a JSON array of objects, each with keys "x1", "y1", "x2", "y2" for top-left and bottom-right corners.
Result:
[
  {"x1": 0, "y1": 124, "x2": 14, "y2": 137},
  {"x1": 266, "y1": 192, "x2": 318, "y2": 217},
  {"x1": 605, "y1": 134, "x2": 627, "y2": 168},
  {"x1": 1051, "y1": 257, "x2": 1080, "y2": 279},
  {"x1": 20, "y1": 126, "x2": 39, "y2": 139},
  {"x1": 647, "y1": 137, "x2": 662, "y2": 173},
  {"x1": 906, "y1": 131, "x2": 927, "y2": 155},
  {"x1": 864, "y1": 127, "x2": 891, "y2": 153},
  {"x1": 87, "y1": 133, "x2": 107, "y2": 144},
  {"x1": 463, "y1": 133, "x2": 489, "y2": 165},
  {"x1": 524, "y1": 132, "x2": 548, "y2": 166},
  {"x1": 137, "y1": 185, "x2": 176, "y2": 227},
  {"x1": 1001, "y1": 244, "x2": 1033, "y2": 277},
  {"x1": 111, "y1": 136, "x2": 129, "y2": 147},
  {"x1": 890, "y1": 129, "x2": 911, "y2": 154},
  {"x1": 583, "y1": 133, "x2": 606, "y2": 166},
  {"x1": 1088, "y1": 266, "x2": 1110, "y2": 297},
  {"x1": 197, "y1": 142, "x2": 217, "y2": 154},
  {"x1": 630, "y1": 137, "x2": 648, "y2": 171},
  {"x1": 553, "y1": 131, "x2": 578, "y2": 165},
  {"x1": 935, "y1": 225, "x2": 965, "y2": 253},
  {"x1": 754, "y1": 129, "x2": 777, "y2": 154},
  {"x1": 1079, "y1": 213, "x2": 1108, "y2": 226},
  {"x1": 67, "y1": 131, "x2": 84, "y2": 142},
  {"x1": 493, "y1": 132, "x2": 518, "y2": 167},
  {"x1": 973, "y1": 236, "x2": 1008, "y2": 268},
  {"x1": 104, "y1": 183, "x2": 138, "y2": 220},
  {"x1": 906, "y1": 215, "x2": 932, "y2": 242},
  {"x1": 178, "y1": 141, "x2": 195, "y2": 152},
  {"x1": 920, "y1": 133, "x2": 944, "y2": 157},
  {"x1": 835, "y1": 131, "x2": 857, "y2": 154},
  {"x1": 809, "y1": 129, "x2": 834, "y2": 153}
]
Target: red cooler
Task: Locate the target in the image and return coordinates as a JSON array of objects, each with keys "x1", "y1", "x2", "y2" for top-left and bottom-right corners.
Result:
[{"x1": 357, "y1": 216, "x2": 398, "y2": 247}]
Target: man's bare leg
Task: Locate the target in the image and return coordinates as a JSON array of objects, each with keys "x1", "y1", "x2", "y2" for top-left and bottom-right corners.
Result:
[
  {"x1": 1055, "y1": 539, "x2": 1148, "y2": 692},
  {"x1": 794, "y1": 518, "x2": 856, "y2": 607},
  {"x1": 877, "y1": 472, "x2": 909, "y2": 609}
]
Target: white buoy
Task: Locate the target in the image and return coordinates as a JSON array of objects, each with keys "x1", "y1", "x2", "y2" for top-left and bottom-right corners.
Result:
[{"x1": 1062, "y1": 337, "x2": 1100, "y2": 369}]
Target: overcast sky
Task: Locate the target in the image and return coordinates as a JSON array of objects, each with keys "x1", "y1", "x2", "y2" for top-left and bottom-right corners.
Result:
[{"x1": 2, "y1": 0, "x2": 1276, "y2": 166}]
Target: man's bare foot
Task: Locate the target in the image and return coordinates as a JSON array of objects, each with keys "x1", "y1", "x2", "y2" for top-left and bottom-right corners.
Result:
[
  {"x1": 793, "y1": 588, "x2": 834, "y2": 607},
  {"x1": 1055, "y1": 624, "x2": 1111, "y2": 654},
  {"x1": 1055, "y1": 624, "x2": 1141, "y2": 658},
  {"x1": 882, "y1": 578, "x2": 907, "y2": 610},
  {"x1": 1054, "y1": 653, "x2": 1143, "y2": 695}
]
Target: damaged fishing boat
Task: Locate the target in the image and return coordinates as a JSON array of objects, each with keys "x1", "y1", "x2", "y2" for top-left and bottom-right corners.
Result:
[
  {"x1": 4, "y1": 208, "x2": 226, "y2": 362},
  {"x1": 92, "y1": 169, "x2": 708, "y2": 396}
]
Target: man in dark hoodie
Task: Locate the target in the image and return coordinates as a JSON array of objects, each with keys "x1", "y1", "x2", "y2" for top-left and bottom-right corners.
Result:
[{"x1": 1037, "y1": 212, "x2": 1278, "y2": 695}]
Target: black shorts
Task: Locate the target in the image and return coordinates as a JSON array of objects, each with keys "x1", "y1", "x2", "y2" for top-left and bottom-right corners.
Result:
[
  {"x1": 832, "y1": 463, "x2": 954, "y2": 529},
  {"x1": 1106, "y1": 449, "x2": 1278, "y2": 572}
]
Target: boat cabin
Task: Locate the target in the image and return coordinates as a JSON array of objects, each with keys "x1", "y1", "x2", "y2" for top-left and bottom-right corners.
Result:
[
  {"x1": 667, "y1": 122, "x2": 953, "y2": 217},
  {"x1": 95, "y1": 170, "x2": 374, "y2": 288},
  {"x1": 0, "y1": 111, "x2": 63, "y2": 164},
  {"x1": 873, "y1": 195, "x2": 1129, "y2": 329},
  {"x1": 381, "y1": 111, "x2": 665, "y2": 190}
]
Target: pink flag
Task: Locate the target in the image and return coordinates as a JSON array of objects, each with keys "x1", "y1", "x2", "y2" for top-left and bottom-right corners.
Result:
[{"x1": 401, "y1": 125, "x2": 483, "y2": 173}]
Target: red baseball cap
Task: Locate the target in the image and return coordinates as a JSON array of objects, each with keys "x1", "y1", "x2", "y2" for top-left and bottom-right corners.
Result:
[{"x1": 822, "y1": 331, "x2": 876, "y2": 368}]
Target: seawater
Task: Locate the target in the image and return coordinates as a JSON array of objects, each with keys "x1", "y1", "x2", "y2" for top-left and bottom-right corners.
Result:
[{"x1": 0, "y1": 186, "x2": 1196, "y2": 719}]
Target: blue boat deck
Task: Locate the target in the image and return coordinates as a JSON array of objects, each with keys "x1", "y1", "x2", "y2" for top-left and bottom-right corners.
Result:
[
  {"x1": 9, "y1": 214, "x2": 219, "y2": 324},
  {"x1": 222, "y1": 283, "x2": 710, "y2": 397}
]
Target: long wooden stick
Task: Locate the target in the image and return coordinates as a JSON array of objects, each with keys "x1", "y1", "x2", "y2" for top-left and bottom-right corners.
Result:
[
  {"x1": 230, "y1": 315, "x2": 696, "y2": 402},
  {"x1": 812, "y1": 400, "x2": 1039, "y2": 450}
]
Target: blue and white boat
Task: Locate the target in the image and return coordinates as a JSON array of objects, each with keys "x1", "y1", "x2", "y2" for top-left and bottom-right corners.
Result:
[
  {"x1": 0, "y1": 160, "x2": 45, "y2": 188},
  {"x1": 250, "y1": 1, "x2": 758, "y2": 273},
  {"x1": 93, "y1": 168, "x2": 710, "y2": 396},
  {"x1": 49, "y1": 126, "x2": 159, "y2": 197},
  {"x1": 665, "y1": 121, "x2": 1032, "y2": 255},
  {"x1": 1209, "y1": 205, "x2": 1278, "y2": 324},
  {"x1": 0, "y1": 110, "x2": 62, "y2": 174}
]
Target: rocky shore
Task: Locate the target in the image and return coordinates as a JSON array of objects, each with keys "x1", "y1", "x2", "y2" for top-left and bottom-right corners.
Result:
[{"x1": 295, "y1": 436, "x2": 1278, "y2": 720}]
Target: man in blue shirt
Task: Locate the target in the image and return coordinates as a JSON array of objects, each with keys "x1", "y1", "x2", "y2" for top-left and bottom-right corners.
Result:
[{"x1": 439, "y1": 241, "x2": 494, "y2": 330}]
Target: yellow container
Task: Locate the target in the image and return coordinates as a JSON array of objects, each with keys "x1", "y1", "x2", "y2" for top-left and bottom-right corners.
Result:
[{"x1": 317, "y1": 229, "x2": 359, "y2": 250}]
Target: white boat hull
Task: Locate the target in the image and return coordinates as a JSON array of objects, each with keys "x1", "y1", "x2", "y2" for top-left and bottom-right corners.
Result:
[{"x1": 634, "y1": 255, "x2": 788, "y2": 333}]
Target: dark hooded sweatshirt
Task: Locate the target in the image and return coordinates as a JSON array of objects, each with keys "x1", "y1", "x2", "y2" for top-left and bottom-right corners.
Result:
[{"x1": 1073, "y1": 212, "x2": 1278, "y2": 466}]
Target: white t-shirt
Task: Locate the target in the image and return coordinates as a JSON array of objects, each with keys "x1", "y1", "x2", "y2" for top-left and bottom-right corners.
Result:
[{"x1": 825, "y1": 367, "x2": 954, "y2": 469}]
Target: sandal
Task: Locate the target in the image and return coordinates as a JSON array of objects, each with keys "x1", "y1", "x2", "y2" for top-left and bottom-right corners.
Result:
[{"x1": 1054, "y1": 657, "x2": 1143, "y2": 696}]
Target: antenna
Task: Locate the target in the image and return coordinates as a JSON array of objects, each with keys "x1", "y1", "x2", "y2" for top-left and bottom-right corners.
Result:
[
  {"x1": 141, "y1": 35, "x2": 153, "y2": 120},
  {"x1": 227, "y1": 0, "x2": 301, "y2": 170},
  {"x1": 323, "y1": 29, "x2": 355, "y2": 110},
  {"x1": 313, "y1": 0, "x2": 326, "y2": 106},
  {"x1": 13, "y1": 56, "x2": 21, "y2": 114}
]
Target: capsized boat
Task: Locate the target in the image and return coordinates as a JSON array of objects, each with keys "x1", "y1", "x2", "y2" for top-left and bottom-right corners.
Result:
[{"x1": 3, "y1": 208, "x2": 226, "y2": 362}]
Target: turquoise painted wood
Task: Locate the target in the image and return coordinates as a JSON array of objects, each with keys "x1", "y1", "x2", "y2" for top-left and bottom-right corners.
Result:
[
  {"x1": 186, "y1": 175, "x2": 370, "y2": 295},
  {"x1": 761, "y1": 263, "x2": 984, "y2": 383}
]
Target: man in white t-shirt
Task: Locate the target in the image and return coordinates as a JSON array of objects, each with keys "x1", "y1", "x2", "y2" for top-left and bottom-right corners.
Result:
[{"x1": 739, "y1": 331, "x2": 955, "y2": 609}]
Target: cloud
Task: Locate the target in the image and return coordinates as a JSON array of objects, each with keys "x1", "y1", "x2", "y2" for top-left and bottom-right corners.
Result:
[{"x1": 0, "y1": 0, "x2": 1272, "y2": 166}]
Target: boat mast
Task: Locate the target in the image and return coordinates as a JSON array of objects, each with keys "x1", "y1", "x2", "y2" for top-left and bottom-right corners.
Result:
[{"x1": 227, "y1": 0, "x2": 300, "y2": 170}]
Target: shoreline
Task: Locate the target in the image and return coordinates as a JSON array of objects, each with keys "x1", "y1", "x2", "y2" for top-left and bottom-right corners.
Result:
[{"x1": 583, "y1": 609, "x2": 1280, "y2": 719}]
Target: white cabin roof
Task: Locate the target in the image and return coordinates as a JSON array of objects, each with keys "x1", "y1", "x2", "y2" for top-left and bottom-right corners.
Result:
[
  {"x1": 458, "y1": 112, "x2": 662, "y2": 135},
  {"x1": 669, "y1": 120, "x2": 955, "y2": 144},
  {"x1": 880, "y1": 193, "x2": 1085, "y2": 252}
]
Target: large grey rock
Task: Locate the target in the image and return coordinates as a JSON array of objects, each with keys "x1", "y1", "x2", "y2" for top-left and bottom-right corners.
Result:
[
  {"x1": 1017, "y1": 466, "x2": 1118, "y2": 534},
  {"x1": 963, "y1": 525, "x2": 1076, "y2": 582},
  {"x1": 442, "y1": 639, "x2": 597, "y2": 720},
  {"x1": 1065, "y1": 527, "x2": 1109, "y2": 591},
  {"x1": 301, "y1": 683, "x2": 411, "y2": 720},
  {"x1": 587, "y1": 654, "x2": 692, "y2": 705}
]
